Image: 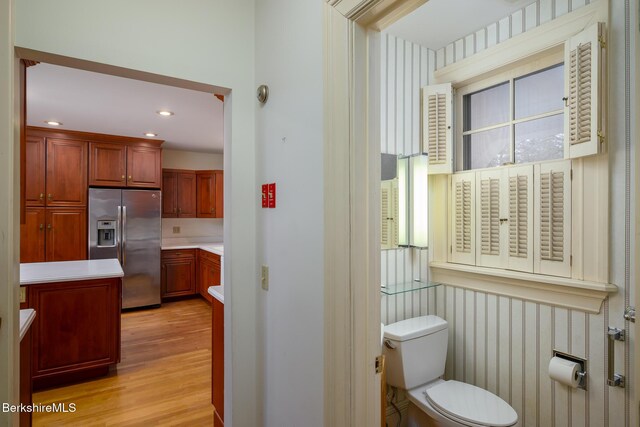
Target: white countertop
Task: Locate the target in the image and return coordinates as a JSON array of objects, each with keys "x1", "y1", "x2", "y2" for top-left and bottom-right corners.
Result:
[
  {"x1": 20, "y1": 259, "x2": 124, "y2": 285},
  {"x1": 162, "y1": 242, "x2": 224, "y2": 257},
  {"x1": 19, "y1": 309, "x2": 36, "y2": 341},
  {"x1": 208, "y1": 285, "x2": 224, "y2": 304}
]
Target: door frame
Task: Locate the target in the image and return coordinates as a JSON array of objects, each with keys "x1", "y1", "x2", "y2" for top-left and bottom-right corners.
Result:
[{"x1": 322, "y1": 1, "x2": 426, "y2": 424}]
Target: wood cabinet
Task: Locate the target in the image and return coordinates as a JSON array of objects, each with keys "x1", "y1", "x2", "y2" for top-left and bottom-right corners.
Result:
[
  {"x1": 197, "y1": 249, "x2": 221, "y2": 303},
  {"x1": 21, "y1": 207, "x2": 86, "y2": 263},
  {"x1": 89, "y1": 142, "x2": 161, "y2": 188},
  {"x1": 161, "y1": 249, "x2": 197, "y2": 298},
  {"x1": 46, "y1": 138, "x2": 87, "y2": 207},
  {"x1": 162, "y1": 170, "x2": 197, "y2": 218},
  {"x1": 24, "y1": 136, "x2": 46, "y2": 207},
  {"x1": 196, "y1": 171, "x2": 224, "y2": 218},
  {"x1": 212, "y1": 297, "x2": 224, "y2": 423},
  {"x1": 26, "y1": 277, "x2": 122, "y2": 390}
]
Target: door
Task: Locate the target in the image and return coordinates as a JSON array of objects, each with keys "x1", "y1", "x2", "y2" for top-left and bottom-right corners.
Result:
[
  {"x1": 214, "y1": 170, "x2": 224, "y2": 219},
  {"x1": 177, "y1": 172, "x2": 197, "y2": 218},
  {"x1": 24, "y1": 136, "x2": 46, "y2": 207},
  {"x1": 45, "y1": 208, "x2": 87, "y2": 261},
  {"x1": 46, "y1": 138, "x2": 87, "y2": 207},
  {"x1": 162, "y1": 171, "x2": 178, "y2": 217},
  {"x1": 126, "y1": 145, "x2": 161, "y2": 188},
  {"x1": 122, "y1": 190, "x2": 161, "y2": 308},
  {"x1": 20, "y1": 207, "x2": 45, "y2": 263},
  {"x1": 196, "y1": 171, "x2": 215, "y2": 218},
  {"x1": 89, "y1": 142, "x2": 127, "y2": 187}
]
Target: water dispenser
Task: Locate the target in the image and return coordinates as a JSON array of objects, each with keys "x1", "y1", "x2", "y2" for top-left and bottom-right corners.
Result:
[{"x1": 97, "y1": 220, "x2": 116, "y2": 247}]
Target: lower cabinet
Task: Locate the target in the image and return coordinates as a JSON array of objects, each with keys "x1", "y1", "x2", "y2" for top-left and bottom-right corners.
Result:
[
  {"x1": 197, "y1": 250, "x2": 221, "y2": 303},
  {"x1": 161, "y1": 250, "x2": 196, "y2": 298},
  {"x1": 26, "y1": 277, "x2": 122, "y2": 390},
  {"x1": 212, "y1": 297, "x2": 224, "y2": 425}
]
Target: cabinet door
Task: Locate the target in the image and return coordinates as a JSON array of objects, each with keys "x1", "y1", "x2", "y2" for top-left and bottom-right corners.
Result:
[
  {"x1": 198, "y1": 258, "x2": 214, "y2": 302},
  {"x1": 214, "y1": 170, "x2": 224, "y2": 219},
  {"x1": 45, "y1": 208, "x2": 87, "y2": 261},
  {"x1": 46, "y1": 138, "x2": 87, "y2": 207},
  {"x1": 89, "y1": 142, "x2": 127, "y2": 187},
  {"x1": 25, "y1": 136, "x2": 46, "y2": 207},
  {"x1": 161, "y1": 258, "x2": 196, "y2": 297},
  {"x1": 20, "y1": 207, "x2": 45, "y2": 263},
  {"x1": 196, "y1": 172, "x2": 215, "y2": 218},
  {"x1": 177, "y1": 172, "x2": 197, "y2": 218},
  {"x1": 127, "y1": 145, "x2": 162, "y2": 188},
  {"x1": 449, "y1": 172, "x2": 476, "y2": 265},
  {"x1": 162, "y1": 171, "x2": 178, "y2": 218},
  {"x1": 475, "y1": 169, "x2": 508, "y2": 269}
]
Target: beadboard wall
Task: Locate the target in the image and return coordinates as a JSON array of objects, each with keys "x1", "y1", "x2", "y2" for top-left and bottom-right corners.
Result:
[{"x1": 382, "y1": 1, "x2": 635, "y2": 426}]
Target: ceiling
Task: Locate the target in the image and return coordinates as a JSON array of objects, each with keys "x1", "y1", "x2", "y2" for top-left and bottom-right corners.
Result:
[
  {"x1": 385, "y1": 0, "x2": 535, "y2": 50},
  {"x1": 27, "y1": 63, "x2": 224, "y2": 153}
]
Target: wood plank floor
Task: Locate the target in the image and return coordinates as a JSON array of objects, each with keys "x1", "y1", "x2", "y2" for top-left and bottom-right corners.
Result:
[{"x1": 33, "y1": 298, "x2": 214, "y2": 426}]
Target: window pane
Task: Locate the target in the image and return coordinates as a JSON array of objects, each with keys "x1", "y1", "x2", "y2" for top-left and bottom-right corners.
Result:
[
  {"x1": 515, "y1": 64, "x2": 564, "y2": 119},
  {"x1": 465, "y1": 126, "x2": 511, "y2": 170},
  {"x1": 515, "y1": 114, "x2": 564, "y2": 164},
  {"x1": 464, "y1": 82, "x2": 509, "y2": 131}
]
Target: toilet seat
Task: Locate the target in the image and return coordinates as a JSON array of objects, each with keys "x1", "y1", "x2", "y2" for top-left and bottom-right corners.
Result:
[{"x1": 425, "y1": 381, "x2": 517, "y2": 427}]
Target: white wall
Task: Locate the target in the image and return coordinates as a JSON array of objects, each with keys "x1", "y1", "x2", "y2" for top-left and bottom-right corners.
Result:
[
  {"x1": 162, "y1": 149, "x2": 223, "y2": 170},
  {"x1": 14, "y1": 1, "x2": 258, "y2": 425},
  {"x1": 255, "y1": 0, "x2": 324, "y2": 425}
]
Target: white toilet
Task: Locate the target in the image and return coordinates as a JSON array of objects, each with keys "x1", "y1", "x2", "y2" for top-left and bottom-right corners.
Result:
[{"x1": 383, "y1": 316, "x2": 518, "y2": 427}]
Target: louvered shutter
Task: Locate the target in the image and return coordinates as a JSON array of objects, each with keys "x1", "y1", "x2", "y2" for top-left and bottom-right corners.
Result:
[
  {"x1": 476, "y1": 170, "x2": 507, "y2": 269},
  {"x1": 381, "y1": 179, "x2": 399, "y2": 249},
  {"x1": 423, "y1": 83, "x2": 453, "y2": 175},
  {"x1": 449, "y1": 172, "x2": 475, "y2": 265},
  {"x1": 507, "y1": 166, "x2": 534, "y2": 273},
  {"x1": 534, "y1": 160, "x2": 572, "y2": 277},
  {"x1": 564, "y1": 22, "x2": 605, "y2": 159}
]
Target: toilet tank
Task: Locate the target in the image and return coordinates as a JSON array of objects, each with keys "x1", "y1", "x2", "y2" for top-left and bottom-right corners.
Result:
[{"x1": 383, "y1": 316, "x2": 448, "y2": 390}]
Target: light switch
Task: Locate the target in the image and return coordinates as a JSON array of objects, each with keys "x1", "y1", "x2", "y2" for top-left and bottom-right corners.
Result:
[
  {"x1": 261, "y1": 265, "x2": 269, "y2": 290},
  {"x1": 173, "y1": 226, "x2": 180, "y2": 234}
]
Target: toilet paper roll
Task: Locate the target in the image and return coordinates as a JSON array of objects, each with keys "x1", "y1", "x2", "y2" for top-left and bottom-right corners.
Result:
[{"x1": 548, "y1": 356, "x2": 581, "y2": 388}]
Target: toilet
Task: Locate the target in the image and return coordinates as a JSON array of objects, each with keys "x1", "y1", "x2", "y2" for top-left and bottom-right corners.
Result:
[{"x1": 383, "y1": 316, "x2": 518, "y2": 427}]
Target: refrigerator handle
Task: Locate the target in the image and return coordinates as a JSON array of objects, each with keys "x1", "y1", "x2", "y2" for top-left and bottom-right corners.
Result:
[
  {"x1": 117, "y1": 206, "x2": 122, "y2": 265},
  {"x1": 122, "y1": 206, "x2": 127, "y2": 267}
]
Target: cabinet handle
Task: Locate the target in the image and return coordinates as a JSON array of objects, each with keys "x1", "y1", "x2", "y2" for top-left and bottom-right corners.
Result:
[
  {"x1": 47, "y1": 194, "x2": 52, "y2": 201},
  {"x1": 39, "y1": 193, "x2": 44, "y2": 201},
  {"x1": 39, "y1": 224, "x2": 44, "y2": 230},
  {"x1": 47, "y1": 224, "x2": 52, "y2": 230},
  {"x1": 211, "y1": 208, "x2": 214, "y2": 214}
]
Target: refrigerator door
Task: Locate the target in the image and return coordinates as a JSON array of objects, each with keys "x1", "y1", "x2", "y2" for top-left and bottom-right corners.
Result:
[
  {"x1": 89, "y1": 188, "x2": 122, "y2": 262},
  {"x1": 122, "y1": 190, "x2": 161, "y2": 309}
]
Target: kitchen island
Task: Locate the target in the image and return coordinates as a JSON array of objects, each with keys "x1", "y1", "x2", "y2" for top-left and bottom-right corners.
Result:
[{"x1": 20, "y1": 259, "x2": 124, "y2": 390}]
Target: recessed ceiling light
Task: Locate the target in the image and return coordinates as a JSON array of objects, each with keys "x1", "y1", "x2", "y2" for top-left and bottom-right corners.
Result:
[
  {"x1": 45, "y1": 121, "x2": 62, "y2": 126},
  {"x1": 144, "y1": 132, "x2": 158, "y2": 137},
  {"x1": 157, "y1": 110, "x2": 174, "y2": 117}
]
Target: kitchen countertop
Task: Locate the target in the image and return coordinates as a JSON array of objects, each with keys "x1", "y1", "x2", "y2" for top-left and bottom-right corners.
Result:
[
  {"x1": 208, "y1": 285, "x2": 224, "y2": 304},
  {"x1": 162, "y1": 242, "x2": 224, "y2": 257},
  {"x1": 20, "y1": 259, "x2": 124, "y2": 285},
  {"x1": 19, "y1": 309, "x2": 36, "y2": 341}
]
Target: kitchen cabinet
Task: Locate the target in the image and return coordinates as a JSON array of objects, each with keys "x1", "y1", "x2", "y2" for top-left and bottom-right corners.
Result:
[
  {"x1": 89, "y1": 142, "x2": 162, "y2": 188},
  {"x1": 162, "y1": 170, "x2": 197, "y2": 218},
  {"x1": 26, "y1": 277, "x2": 122, "y2": 390},
  {"x1": 161, "y1": 249, "x2": 197, "y2": 298},
  {"x1": 46, "y1": 138, "x2": 87, "y2": 207},
  {"x1": 24, "y1": 136, "x2": 46, "y2": 207},
  {"x1": 196, "y1": 170, "x2": 224, "y2": 218},
  {"x1": 212, "y1": 296, "x2": 224, "y2": 424},
  {"x1": 197, "y1": 249, "x2": 221, "y2": 303},
  {"x1": 21, "y1": 207, "x2": 86, "y2": 263}
]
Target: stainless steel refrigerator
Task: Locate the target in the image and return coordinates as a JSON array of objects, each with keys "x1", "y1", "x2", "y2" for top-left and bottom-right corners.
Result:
[{"x1": 89, "y1": 188, "x2": 161, "y2": 309}]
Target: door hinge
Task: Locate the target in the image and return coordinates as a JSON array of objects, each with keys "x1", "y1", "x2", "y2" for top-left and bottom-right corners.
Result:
[
  {"x1": 597, "y1": 131, "x2": 605, "y2": 145},
  {"x1": 570, "y1": 255, "x2": 573, "y2": 266},
  {"x1": 375, "y1": 355, "x2": 385, "y2": 374},
  {"x1": 570, "y1": 169, "x2": 573, "y2": 180},
  {"x1": 598, "y1": 36, "x2": 606, "y2": 49},
  {"x1": 450, "y1": 245, "x2": 453, "y2": 254}
]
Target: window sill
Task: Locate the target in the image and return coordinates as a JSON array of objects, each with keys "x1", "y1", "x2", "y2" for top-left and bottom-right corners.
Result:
[{"x1": 429, "y1": 261, "x2": 616, "y2": 314}]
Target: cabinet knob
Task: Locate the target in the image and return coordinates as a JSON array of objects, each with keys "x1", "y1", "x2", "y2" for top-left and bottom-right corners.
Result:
[
  {"x1": 39, "y1": 224, "x2": 44, "y2": 230},
  {"x1": 210, "y1": 208, "x2": 214, "y2": 213},
  {"x1": 47, "y1": 224, "x2": 52, "y2": 230},
  {"x1": 39, "y1": 193, "x2": 44, "y2": 201},
  {"x1": 121, "y1": 175, "x2": 125, "y2": 180},
  {"x1": 128, "y1": 175, "x2": 132, "y2": 180},
  {"x1": 47, "y1": 194, "x2": 52, "y2": 201}
]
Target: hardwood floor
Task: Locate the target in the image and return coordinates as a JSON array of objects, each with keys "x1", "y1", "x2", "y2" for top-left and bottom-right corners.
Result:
[{"x1": 33, "y1": 298, "x2": 214, "y2": 426}]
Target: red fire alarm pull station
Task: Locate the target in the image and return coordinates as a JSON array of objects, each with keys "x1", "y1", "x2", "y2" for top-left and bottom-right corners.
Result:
[
  {"x1": 268, "y1": 183, "x2": 276, "y2": 208},
  {"x1": 262, "y1": 184, "x2": 269, "y2": 208}
]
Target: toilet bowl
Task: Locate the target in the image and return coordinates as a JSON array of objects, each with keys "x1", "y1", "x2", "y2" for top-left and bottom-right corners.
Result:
[{"x1": 383, "y1": 316, "x2": 517, "y2": 427}]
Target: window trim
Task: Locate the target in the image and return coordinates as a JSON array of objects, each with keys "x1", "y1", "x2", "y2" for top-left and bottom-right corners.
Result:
[{"x1": 454, "y1": 48, "x2": 564, "y2": 171}]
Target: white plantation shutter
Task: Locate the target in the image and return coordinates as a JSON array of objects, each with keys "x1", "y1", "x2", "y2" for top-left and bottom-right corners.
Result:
[
  {"x1": 381, "y1": 179, "x2": 399, "y2": 249},
  {"x1": 507, "y1": 166, "x2": 534, "y2": 273},
  {"x1": 476, "y1": 170, "x2": 507, "y2": 269},
  {"x1": 423, "y1": 83, "x2": 453, "y2": 175},
  {"x1": 534, "y1": 160, "x2": 572, "y2": 277},
  {"x1": 564, "y1": 22, "x2": 605, "y2": 159},
  {"x1": 450, "y1": 172, "x2": 475, "y2": 265}
]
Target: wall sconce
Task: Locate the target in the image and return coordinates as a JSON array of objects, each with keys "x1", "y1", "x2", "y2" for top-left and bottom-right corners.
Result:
[
  {"x1": 409, "y1": 155, "x2": 428, "y2": 248},
  {"x1": 397, "y1": 157, "x2": 409, "y2": 246}
]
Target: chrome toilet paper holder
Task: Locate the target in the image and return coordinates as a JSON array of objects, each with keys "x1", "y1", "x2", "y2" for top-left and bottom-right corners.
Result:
[{"x1": 553, "y1": 350, "x2": 588, "y2": 390}]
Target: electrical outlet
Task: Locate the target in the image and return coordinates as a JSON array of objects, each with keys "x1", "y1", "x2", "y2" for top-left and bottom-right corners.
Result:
[
  {"x1": 172, "y1": 226, "x2": 180, "y2": 234},
  {"x1": 261, "y1": 265, "x2": 269, "y2": 290}
]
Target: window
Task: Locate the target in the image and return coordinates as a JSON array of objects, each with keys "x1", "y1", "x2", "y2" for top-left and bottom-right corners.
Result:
[{"x1": 461, "y1": 63, "x2": 565, "y2": 170}]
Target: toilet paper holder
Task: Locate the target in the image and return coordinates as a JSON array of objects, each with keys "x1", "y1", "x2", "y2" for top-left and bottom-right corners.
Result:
[{"x1": 552, "y1": 350, "x2": 588, "y2": 390}]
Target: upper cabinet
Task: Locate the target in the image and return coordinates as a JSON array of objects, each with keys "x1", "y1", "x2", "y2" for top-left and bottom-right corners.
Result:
[
  {"x1": 162, "y1": 169, "x2": 197, "y2": 218},
  {"x1": 196, "y1": 170, "x2": 224, "y2": 219},
  {"x1": 24, "y1": 136, "x2": 46, "y2": 206},
  {"x1": 89, "y1": 142, "x2": 162, "y2": 189}
]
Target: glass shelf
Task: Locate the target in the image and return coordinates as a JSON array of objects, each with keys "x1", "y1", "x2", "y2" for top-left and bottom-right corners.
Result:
[{"x1": 380, "y1": 280, "x2": 441, "y2": 296}]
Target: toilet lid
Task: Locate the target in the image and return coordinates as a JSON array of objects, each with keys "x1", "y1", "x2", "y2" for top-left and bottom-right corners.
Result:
[{"x1": 425, "y1": 381, "x2": 517, "y2": 427}]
